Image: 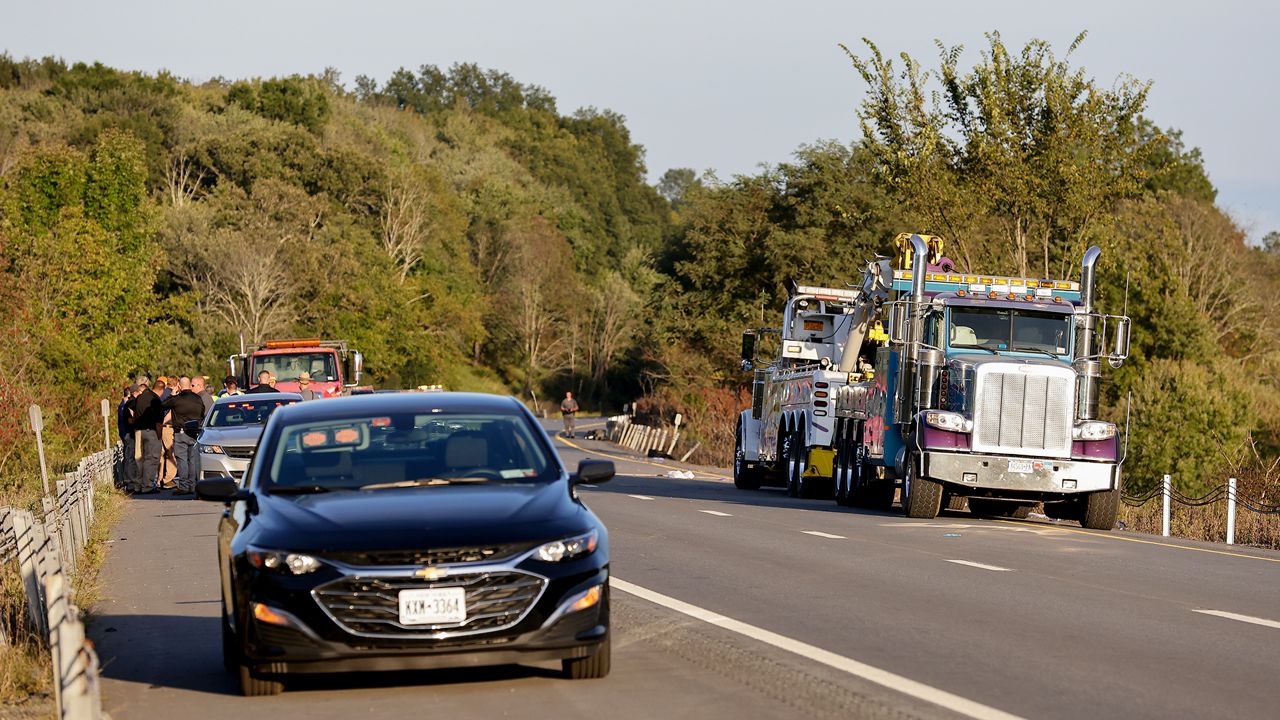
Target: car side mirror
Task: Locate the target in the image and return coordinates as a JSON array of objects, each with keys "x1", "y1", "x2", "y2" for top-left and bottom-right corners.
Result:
[
  {"x1": 571, "y1": 459, "x2": 615, "y2": 486},
  {"x1": 196, "y1": 476, "x2": 250, "y2": 502}
]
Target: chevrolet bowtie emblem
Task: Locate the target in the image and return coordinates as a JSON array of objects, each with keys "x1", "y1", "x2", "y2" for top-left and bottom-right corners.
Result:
[{"x1": 415, "y1": 567, "x2": 448, "y2": 580}]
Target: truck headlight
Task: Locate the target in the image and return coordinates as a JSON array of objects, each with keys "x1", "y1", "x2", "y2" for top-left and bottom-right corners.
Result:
[
  {"x1": 247, "y1": 547, "x2": 323, "y2": 575},
  {"x1": 1073, "y1": 421, "x2": 1117, "y2": 441},
  {"x1": 535, "y1": 530, "x2": 598, "y2": 562},
  {"x1": 923, "y1": 410, "x2": 972, "y2": 433}
]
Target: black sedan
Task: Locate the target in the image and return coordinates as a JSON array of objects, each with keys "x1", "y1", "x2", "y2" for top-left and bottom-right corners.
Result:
[{"x1": 196, "y1": 392, "x2": 614, "y2": 696}]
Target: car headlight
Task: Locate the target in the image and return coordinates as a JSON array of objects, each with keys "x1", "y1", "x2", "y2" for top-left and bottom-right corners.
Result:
[
  {"x1": 198, "y1": 443, "x2": 224, "y2": 454},
  {"x1": 247, "y1": 547, "x2": 322, "y2": 575},
  {"x1": 535, "y1": 530, "x2": 598, "y2": 562},
  {"x1": 923, "y1": 410, "x2": 972, "y2": 433},
  {"x1": 1073, "y1": 421, "x2": 1117, "y2": 441}
]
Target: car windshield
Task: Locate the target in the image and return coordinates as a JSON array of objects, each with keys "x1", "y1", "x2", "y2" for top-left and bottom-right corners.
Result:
[
  {"x1": 265, "y1": 411, "x2": 557, "y2": 491},
  {"x1": 253, "y1": 352, "x2": 338, "y2": 383},
  {"x1": 208, "y1": 399, "x2": 298, "y2": 427},
  {"x1": 949, "y1": 307, "x2": 1072, "y2": 356}
]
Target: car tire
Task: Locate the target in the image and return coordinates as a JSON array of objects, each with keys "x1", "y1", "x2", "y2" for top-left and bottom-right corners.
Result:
[
  {"x1": 238, "y1": 664, "x2": 284, "y2": 696},
  {"x1": 221, "y1": 601, "x2": 238, "y2": 673},
  {"x1": 1081, "y1": 488, "x2": 1120, "y2": 530},
  {"x1": 901, "y1": 455, "x2": 942, "y2": 519},
  {"x1": 563, "y1": 637, "x2": 611, "y2": 679}
]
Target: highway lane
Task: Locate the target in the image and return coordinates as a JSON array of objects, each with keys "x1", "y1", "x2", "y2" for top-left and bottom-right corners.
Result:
[
  {"x1": 555, "y1": 434, "x2": 1280, "y2": 720},
  {"x1": 86, "y1": 422, "x2": 1279, "y2": 719}
]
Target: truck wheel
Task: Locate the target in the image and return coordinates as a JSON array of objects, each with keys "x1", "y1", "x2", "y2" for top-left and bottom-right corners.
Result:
[
  {"x1": 1081, "y1": 488, "x2": 1119, "y2": 530},
  {"x1": 784, "y1": 431, "x2": 801, "y2": 498},
  {"x1": 733, "y1": 424, "x2": 761, "y2": 491},
  {"x1": 945, "y1": 495, "x2": 968, "y2": 512},
  {"x1": 901, "y1": 455, "x2": 942, "y2": 519}
]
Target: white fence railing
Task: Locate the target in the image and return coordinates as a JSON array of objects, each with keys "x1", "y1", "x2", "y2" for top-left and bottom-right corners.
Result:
[
  {"x1": 607, "y1": 415, "x2": 698, "y2": 462},
  {"x1": 0, "y1": 445, "x2": 113, "y2": 720}
]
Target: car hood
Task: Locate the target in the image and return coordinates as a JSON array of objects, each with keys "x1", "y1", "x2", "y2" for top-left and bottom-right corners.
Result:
[
  {"x1": 250, "y1": 481, "x2": 589, "y2": 552},
  {"x1": 198, "y1": 425, "x2": 266, "y2": 446}
]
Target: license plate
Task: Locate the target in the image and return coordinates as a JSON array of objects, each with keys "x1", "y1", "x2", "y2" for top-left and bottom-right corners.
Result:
[
  {"x1": 1008, "y1": 459, "x2": 1034, "y2": 474},
  {"x1": 398, "y1": 587, "x2": 466, "y2": 625}
]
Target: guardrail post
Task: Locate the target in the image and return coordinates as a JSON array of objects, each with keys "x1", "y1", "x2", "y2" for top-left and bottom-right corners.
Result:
[
  {"x1": 1226, "y1": 477, "x2": 1237, "y2": 546},
  {"x1": 1161, "y1": 474, "x2": 1171, "y2": 538}
]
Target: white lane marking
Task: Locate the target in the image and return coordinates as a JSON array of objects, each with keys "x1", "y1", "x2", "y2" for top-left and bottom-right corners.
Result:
[
  {"x1": 698, "y1": 510, "x2": 732, "y2": 517},
  {"x1": 628, "y1": 494, "x2": 655, "y2": 501},
  {"x1": 612, "y1": 578, "x2": 1025, "y2": 720},
  {"x1": 802, "y1": 530, "x2": 846, "y2": 539},
  {"x1": 945, "y1": 560, "x2": 1013, "y2": 572},
  {"x1": 1192, "y1": 609, "x2": 1280, "y2": 630}
]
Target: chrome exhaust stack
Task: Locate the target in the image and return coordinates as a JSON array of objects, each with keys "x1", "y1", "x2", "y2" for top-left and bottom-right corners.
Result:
[
  {"x1": 1076, "y1": 246, "x2": 1102, "y2": 420},
  {"x1": 895, "y1": 235, "x2": 930, "y2": 424}
]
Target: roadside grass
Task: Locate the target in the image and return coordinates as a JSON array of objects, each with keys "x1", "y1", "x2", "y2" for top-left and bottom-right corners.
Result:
[{"x1": 1119, "y1": 501, "x2": 1280, "y2": 550}]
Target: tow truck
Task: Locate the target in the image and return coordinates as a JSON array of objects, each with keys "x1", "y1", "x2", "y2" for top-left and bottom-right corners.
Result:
[{"x1": 228, "y1": 339, "x2": 364, "y2": 397}]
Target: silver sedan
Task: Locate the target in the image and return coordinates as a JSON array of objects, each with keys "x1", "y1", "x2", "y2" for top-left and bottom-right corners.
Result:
[{"x1": 198, "y1": 393, "x2": 302, "y2": 482}]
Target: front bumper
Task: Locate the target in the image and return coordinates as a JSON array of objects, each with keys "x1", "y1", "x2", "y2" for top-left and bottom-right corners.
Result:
[
  {"x1": 922, "y1": 450, "x2": 1117, "y2": 498},
  {"x1": 238, "y1": 558, "x2": 608, "y2": 675},
  {"x1": 200, "y1": 451, "x2": 249, "y2": 480}
]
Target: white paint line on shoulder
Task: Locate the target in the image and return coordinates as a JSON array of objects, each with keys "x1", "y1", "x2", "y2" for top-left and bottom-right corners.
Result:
[
  {"x1": 698, "y1": 510, "x2": 732, "y2": 517},
  {"x1": 628, "y1": 494, "x2": 655, "y2": 501},
  {"x1": 612, "y1": 577, "x2": 1025, "y2": 720},
  {"x1": 802, "y1": 530, "x2": 846, "y2": 539},
  {"x1": 1192, "y1": 609, "x2": 1280, "y2": 630},
  {"x1": 945, "y1": 559, "x2": 1013, "y2": 572}
]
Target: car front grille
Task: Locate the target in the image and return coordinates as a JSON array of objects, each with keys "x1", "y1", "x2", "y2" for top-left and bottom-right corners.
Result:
[
  {"x1": 223, "y1": 446, "x2": 255, "y2": 460},
  {"x1": 973, "y1": 369, "x2": 1072, "y2": 457},
  {"x1": 313, "y1": 571, "x2": 546, "y2": 638},
  {"x1": 323, "y1": 544, "x2": 532, "y2": 567}
]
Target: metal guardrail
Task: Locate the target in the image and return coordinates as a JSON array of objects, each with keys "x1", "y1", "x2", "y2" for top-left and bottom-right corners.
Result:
[{"x1": 0, "y1": 445, "x2": 114, "y2": 720}]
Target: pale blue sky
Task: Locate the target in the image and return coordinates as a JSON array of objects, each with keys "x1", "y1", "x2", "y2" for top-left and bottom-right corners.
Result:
[{"x1": 5, "y1": 0, "x2": 1277, "y2": 240}]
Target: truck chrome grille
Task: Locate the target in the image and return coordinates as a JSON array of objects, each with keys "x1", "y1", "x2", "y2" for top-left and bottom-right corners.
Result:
[
  {"x1": 313, "y1": 570, "x2": 545, "y2": 638},
  {"x1": 973, "y1": 367, "x2": 1072, "y2": 458}
]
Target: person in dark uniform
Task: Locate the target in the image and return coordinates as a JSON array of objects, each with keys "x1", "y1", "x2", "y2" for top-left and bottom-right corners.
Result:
[
  {"x1": 131, "y1": 376, "x2": 165, "y2": 493},
  {"x1": 163, "y1": 376, "x2": 206, "y2": 495},
  {"x1": 246, "y1": 370, "x2": 278, "y2": 394}
]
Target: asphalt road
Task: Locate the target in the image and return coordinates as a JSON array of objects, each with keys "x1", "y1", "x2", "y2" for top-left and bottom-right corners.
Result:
[{"x1": 88, "y1": 419, "x2": 1280, "y2": 719}]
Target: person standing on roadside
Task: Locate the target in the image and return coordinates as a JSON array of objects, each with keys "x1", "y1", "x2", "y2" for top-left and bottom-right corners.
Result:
[
  {"x1": 560, "y1": 391, "x2": 579, "y2": 438},
  {"x1": 246, "y1": 370, "x2": 278, "y2": 394},
  {"x1": 217, "y1": 375, "x2": 243, "y2": 399},
  {"x1": 163, "y1": 376, "x2": 205, "y2": 494},
  {"x1": 116, "y1": 384, "x2": 134, "y2": 489},
  {"x1": 192, "y1": 375, "x2": 215, "y2": 417},
  {"x1": 154, "y1": 378, "x2": 178, "y2": 489},
  {"x1": 131, "y1": 375, "x2": 164, "y2": 493},
  {"x1": 297, "y1": 371, "x2": 321, "y2": 400}
]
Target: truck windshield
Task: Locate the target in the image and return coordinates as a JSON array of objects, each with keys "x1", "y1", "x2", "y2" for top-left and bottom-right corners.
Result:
[
  {"x1": 253, "y1": 352, "x2": 338, "y2": 382},
  {"x1": 948, "y1": 307, "x2": 1071, "y2": 356}
]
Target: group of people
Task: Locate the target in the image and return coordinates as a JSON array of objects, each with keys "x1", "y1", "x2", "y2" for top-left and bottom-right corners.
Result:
[{"x1": 115, "y1": 373, "x2": 259, "y2": 495}]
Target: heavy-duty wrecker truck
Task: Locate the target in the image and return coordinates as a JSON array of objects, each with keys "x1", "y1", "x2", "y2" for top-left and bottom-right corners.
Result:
[{"x1": 734, "y1": 233, "x2": 1131, "y2": 529}]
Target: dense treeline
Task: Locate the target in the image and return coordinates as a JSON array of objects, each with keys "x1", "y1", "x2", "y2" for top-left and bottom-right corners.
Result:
[{"x1": 1, "y1": 31, "x2": 1277, "y2": 502}]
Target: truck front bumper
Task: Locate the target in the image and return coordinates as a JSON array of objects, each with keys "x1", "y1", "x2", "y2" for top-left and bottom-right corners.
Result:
[{"x1": 922, "y1": 451, "x2": 1117, "y2": 497}]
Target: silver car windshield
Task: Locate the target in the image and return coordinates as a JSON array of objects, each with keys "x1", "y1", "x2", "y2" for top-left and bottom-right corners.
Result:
[{"x1": 208, "y1": 399, "x2": 298, "y2": 427}]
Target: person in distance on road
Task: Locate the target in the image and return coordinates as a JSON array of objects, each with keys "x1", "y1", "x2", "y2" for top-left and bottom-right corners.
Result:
[
  {"x1": 216, "y1": 375, "x2": 243, "y2": 399},
  {"x1": 560, "y1": 391, "x2": 579, "y2": 438},
  {"x1": 297, "y1": 371, "x2": 321, "y2": 400},
  {"x1": 246, "y1": 370, "x2": 278, "y2": 394}
]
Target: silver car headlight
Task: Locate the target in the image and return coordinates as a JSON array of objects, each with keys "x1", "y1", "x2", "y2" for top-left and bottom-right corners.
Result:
[
  {"x1": 535, "y1": 530, "x2": 598, "y2": 562},
  {"x1": 923, "y1": 410, "x2": 972, "y2": 433},
  {"x1": 198, "y1": 443, "x2": 225, "y2": 454},
  {"x1": 1073, "y1": 421, "x2": 1117, "y2": 441}
]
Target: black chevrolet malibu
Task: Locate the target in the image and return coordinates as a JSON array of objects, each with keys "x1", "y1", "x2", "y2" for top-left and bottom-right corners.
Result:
[{"x1": 196, "y1": 392, "x2": 614, "y2": 696}]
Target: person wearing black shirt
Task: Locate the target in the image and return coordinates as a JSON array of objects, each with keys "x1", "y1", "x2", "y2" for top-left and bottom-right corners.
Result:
[
  {"x1": 246, "y1": 370, "x2": 279, "y2": 394},
  {"x1": 130, "y1": 376, "x2": 164, "y2": 493},
  {"x1": 163, "y1": 376, "x2": 206, "y2": 495}
]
